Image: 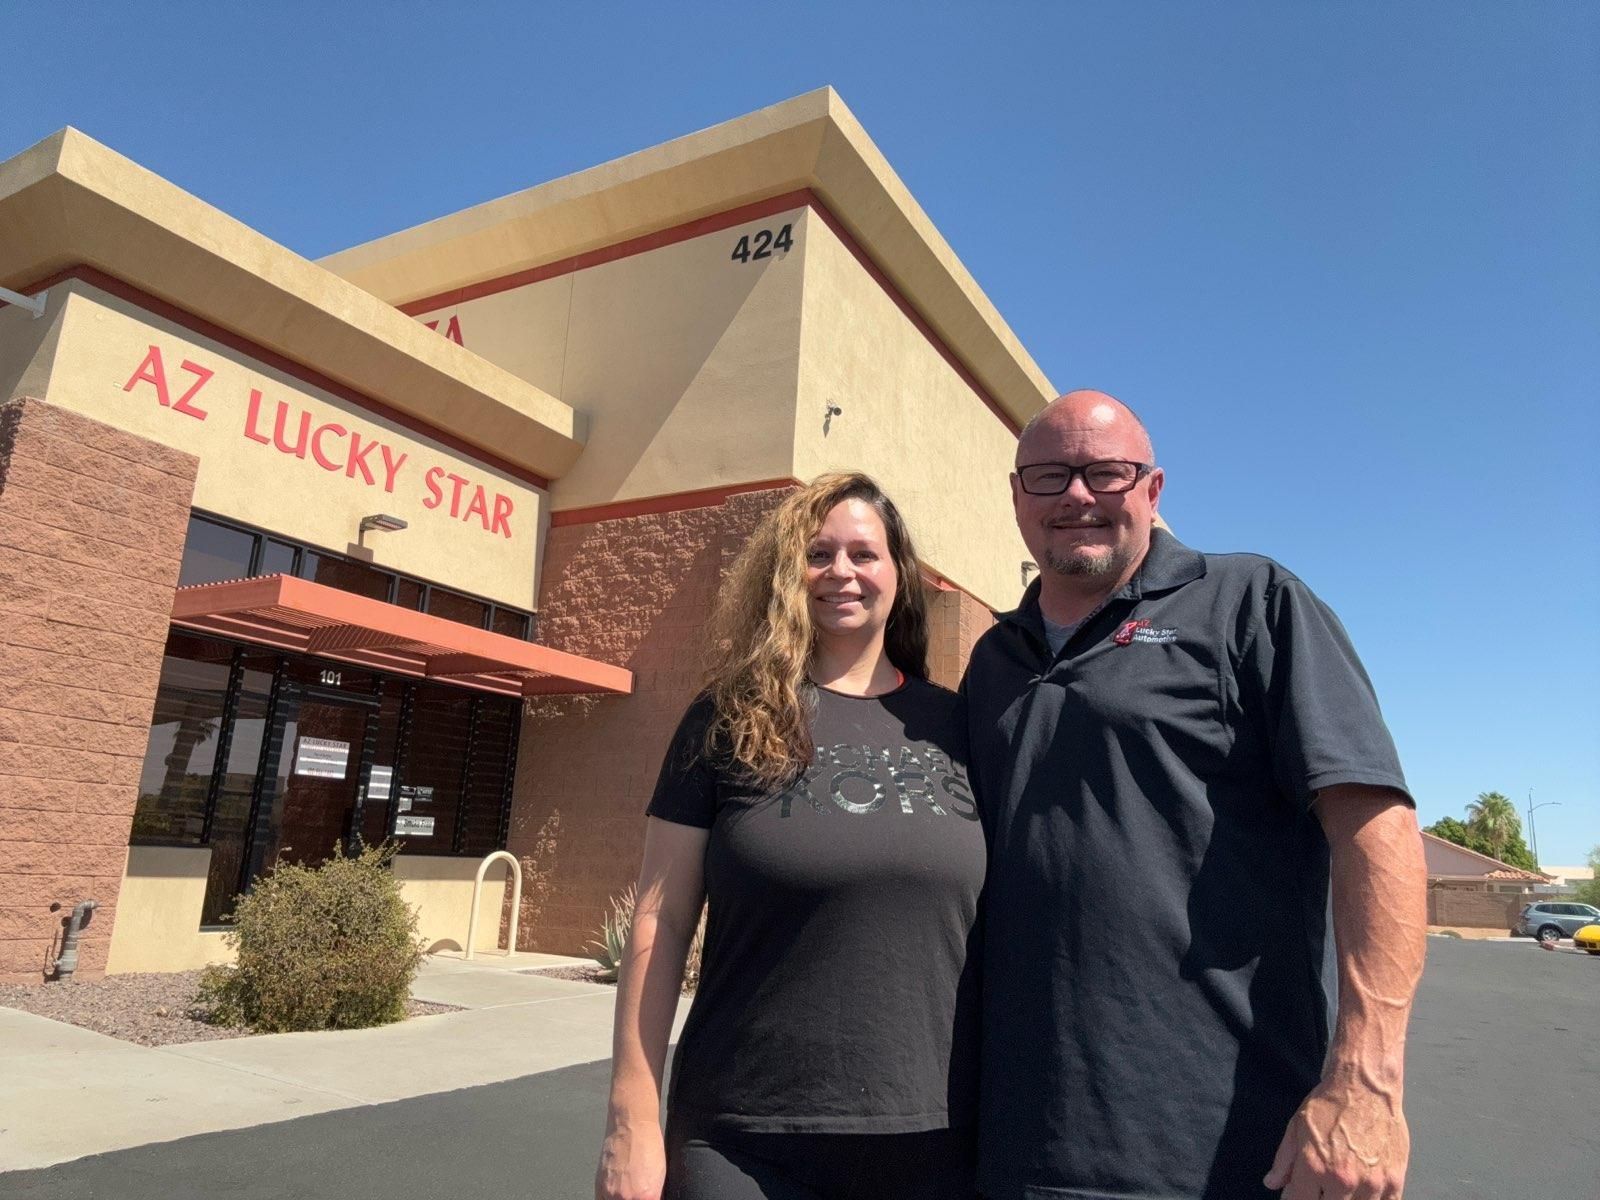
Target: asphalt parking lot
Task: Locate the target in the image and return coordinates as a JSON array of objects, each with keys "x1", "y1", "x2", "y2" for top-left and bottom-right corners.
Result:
[{"x1": 5, "y1": 937, "x2": 1596, "y2": 1200}]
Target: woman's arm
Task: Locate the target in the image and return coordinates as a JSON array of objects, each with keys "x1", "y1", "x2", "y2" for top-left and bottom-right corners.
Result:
[{"x1": 595, "y1": 816, "x2": 708, "y2": 1200}]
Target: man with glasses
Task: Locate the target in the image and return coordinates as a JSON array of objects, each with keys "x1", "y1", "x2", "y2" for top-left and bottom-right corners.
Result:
[{"x1": 962, "y1": 391, "x2": 1426, "y2": 1200}]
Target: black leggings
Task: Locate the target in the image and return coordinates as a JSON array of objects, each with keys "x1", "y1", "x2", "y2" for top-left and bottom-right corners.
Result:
[{"x1": 664, "y1": 1123, "x2": 977, "y2": 1200}]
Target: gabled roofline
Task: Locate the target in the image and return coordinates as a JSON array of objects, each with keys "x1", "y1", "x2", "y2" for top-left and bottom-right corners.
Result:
[
  {"x1": 0, "y1": 128, "x2": 584, "y2": 479},
  {"x1": 1421, "y1": 831, "x2": 1550, "y2": 881},
  {"x1": 319, "y1": 88, "x2": 1057, "y2": 430}
]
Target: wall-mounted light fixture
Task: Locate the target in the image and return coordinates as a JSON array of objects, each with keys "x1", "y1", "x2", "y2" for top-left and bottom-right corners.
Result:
[
  {"x1": 1021, "y1": 560, "x2": 1039, "y2": 587},
  {"x1": 823, "y1": 402, "x2": 843, "y2": 436},
  {"x1": 358, "y1": 513, "x2": 408, "y2": 548}
]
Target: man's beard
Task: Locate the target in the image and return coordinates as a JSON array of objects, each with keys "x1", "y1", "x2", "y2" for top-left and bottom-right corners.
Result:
[{"x1": 1042, "y1": 543, "x2": 1132, "y2": 578}]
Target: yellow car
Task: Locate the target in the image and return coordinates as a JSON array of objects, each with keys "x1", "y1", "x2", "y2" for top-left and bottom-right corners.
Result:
[{"x1": 1576, "y1": 923, "x2": 1600, "y2": 955}]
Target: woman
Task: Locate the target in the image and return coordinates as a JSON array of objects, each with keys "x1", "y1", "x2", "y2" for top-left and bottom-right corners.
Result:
[{"x1": 595, "y1": 473, "x2": 984, "y2": 1200}]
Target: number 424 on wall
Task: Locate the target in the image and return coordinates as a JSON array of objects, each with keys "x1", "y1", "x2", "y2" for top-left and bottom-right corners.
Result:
[{"x1": 731, "y1": 224, "x2": 794, "y2": 263}]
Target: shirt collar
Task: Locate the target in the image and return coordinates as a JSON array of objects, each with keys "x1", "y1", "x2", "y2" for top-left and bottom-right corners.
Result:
[{"x1": 998, "y1": 528, "x2": 1207, "y2": 632}]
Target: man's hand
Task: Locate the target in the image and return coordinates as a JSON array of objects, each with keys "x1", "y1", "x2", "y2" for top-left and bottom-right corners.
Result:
[
  {"x1": 1267, "y1": 784, "x2": 1425, "y2": 1199},
  {"x1": 1265, "y1": 1071, "x2": 1409, "y2": 1198},
  {"x1": 595, "y1": 1120, "x2": 667, "y2": 1200}
]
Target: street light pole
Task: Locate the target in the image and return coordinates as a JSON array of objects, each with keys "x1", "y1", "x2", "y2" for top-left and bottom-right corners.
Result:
[{"x1": 1526, "y1": 792, "x2": 1561, "y2": 868}]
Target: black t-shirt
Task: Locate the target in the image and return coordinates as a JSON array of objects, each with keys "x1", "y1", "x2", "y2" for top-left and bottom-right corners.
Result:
[
  {"x1": 648, "y1": 678, "x2": 984, "y2": 1134},
  {"x1": 963, "y1": 531, "x2": 1411, "y2": 1200}
]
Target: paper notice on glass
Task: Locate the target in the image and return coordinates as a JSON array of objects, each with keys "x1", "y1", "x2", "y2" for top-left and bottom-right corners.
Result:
[
  {"x1": 366, "y1": 765, "x2": 393, "y2": 801},
  {"x1": 394, "y1": 814, "x2": 435, "y2": 837},
  {"x1": 294, "y1": 737, "x2": 350, "y2": 779}
]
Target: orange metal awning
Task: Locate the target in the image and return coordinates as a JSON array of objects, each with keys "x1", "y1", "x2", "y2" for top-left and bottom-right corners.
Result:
[{"x1": 171, "y1": 574, "x2": 632, "y2": 698}]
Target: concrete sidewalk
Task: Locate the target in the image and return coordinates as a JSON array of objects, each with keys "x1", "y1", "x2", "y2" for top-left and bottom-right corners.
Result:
[{"x1": 0, "y1": 952, "x2": 685, "y2": 1173}]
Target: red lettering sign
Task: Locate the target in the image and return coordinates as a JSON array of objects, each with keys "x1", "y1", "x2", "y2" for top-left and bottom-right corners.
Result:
[
  {"x1": 422, "y1": 314, "x2": 464, "y2": 345},
  {"x1": 123, "y1": 345, "x2": 212, "y2": 420},
  {"x1": 130, "y1": 345, "x2": 516, "y2": 538}
]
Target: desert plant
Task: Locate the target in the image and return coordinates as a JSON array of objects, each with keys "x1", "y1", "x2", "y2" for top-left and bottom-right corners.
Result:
[
  {"x1": 196, "y1": 842, "x2": 425, "y2": 1033},
  {"x1": 588, "y1": 888, "x2": 707, "y2": 993},
  {"x1": 588, "y1": 885, "x2": 636, "y2": 983},
  {"x1": 680, "y1": 907, "x2": 708, "y2": 993}
]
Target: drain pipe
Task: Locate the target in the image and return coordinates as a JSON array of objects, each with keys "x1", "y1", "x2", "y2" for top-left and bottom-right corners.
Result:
[{"x1": 50, "y1": 900, "x2": 97, "y2": 981}]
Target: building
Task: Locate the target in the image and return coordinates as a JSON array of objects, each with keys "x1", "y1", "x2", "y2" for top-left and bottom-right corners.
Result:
[
  {"x1": 0, "y1": 89, "x2": 1053, "y2": 984},
  {"x1": 1538, "y1": 864, "x2": 1595, "y2": 898},
  {"x1": 1423, "y1": 832, "x2": 1551, "y2": 931}
]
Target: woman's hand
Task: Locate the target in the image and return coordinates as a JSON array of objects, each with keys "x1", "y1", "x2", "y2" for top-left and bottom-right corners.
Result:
[{"x1": 595, "y1": 1119, "x2": 667, "y2": 1200}]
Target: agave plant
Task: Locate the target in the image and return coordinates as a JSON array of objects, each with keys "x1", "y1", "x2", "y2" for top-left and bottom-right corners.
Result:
[{"x1": 588, "y1": 885, "x2": 636, "y2": 982}]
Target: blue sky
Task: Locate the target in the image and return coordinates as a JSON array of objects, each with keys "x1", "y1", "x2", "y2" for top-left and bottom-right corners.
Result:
[{"x1": 7, "y1": 3, "x2": 1596, "y2": 863}]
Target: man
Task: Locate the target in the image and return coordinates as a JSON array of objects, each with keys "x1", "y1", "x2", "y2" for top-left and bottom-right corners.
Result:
[{"x1": 963, "y1": 391, "x2": 1427, "y2": 1200}]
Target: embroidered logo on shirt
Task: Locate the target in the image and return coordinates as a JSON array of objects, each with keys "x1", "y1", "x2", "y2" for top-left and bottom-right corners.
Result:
[{"x1": 1113, "y1": 619, "x2": 1177, "y2": 645}]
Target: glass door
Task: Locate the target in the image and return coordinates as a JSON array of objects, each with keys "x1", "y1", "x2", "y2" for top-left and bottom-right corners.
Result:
[{"x1": 245, "y1": 686, "x2": 380, "y2": 884}]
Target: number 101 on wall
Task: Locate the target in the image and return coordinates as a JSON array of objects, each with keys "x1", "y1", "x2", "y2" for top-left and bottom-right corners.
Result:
[{"x1": 731, "y1": 224, "x2": 795, "y2": 263}]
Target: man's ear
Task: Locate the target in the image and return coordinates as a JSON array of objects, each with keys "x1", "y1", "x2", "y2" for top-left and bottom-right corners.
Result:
[{"x1": 1145, "y1": 467, "x2": 1165, "y2": 513}]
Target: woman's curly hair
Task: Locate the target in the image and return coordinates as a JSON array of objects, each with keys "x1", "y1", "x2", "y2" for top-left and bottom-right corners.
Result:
[{"x1": 704, "y1": 472, "x2": 929, "y2": 786}]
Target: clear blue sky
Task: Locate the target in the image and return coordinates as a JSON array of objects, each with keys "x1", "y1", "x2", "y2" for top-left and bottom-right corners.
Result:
[{"x1": 7, "y1": 3, "x2": 1596, "y2": 863}]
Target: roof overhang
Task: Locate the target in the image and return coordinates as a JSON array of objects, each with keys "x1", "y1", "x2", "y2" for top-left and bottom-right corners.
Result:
[
  {"x1": 319, "y1": 88, "x2": 1056, "y2": 430},
  {"x1": 172, "y1": 574, "x2": 632, "y2": 698},
  {"x1": 0, "y1": 129, "x2": 584, "y2": 479}
]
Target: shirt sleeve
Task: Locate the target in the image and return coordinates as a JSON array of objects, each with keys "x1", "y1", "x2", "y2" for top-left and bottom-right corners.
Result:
[
  {"x1": 1239, "y1": 567, "x2": 1413, "y2": 808},
  {"x1": 646, "y1": 695, "x2": 722, "y2": 828}
]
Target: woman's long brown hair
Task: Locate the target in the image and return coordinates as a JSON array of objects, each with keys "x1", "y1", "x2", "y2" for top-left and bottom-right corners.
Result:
[{"x1": 704, "y1": 473, "x2": 930, "y2": 786}]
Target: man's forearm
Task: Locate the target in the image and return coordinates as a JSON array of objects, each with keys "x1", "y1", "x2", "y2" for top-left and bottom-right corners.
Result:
[{"x1": 1319, "y1": 786, "x2": 1428, "y2": 1090}]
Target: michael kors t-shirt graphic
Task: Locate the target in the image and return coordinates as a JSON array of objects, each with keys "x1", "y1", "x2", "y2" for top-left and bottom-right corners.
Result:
[
  {"x1": 777, "y1": 738, "x2": 976, "y2": 819},
  {"x1": 648, "y1": 679, "x2": 984, "y2": 1135}
]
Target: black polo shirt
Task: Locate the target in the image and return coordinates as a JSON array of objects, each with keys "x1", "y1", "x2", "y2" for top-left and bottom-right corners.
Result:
[{"x1": 963, "y1": 529, "x2": 1410, "y2": 1200}]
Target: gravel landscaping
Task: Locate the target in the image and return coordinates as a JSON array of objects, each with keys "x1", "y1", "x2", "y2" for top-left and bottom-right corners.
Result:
[
  {"x1": 0, "y1": 971, "x2": 459, "y2": 1047},
  {"x1": 523, "y1": 964, "x2": 615, "y2": 985}
]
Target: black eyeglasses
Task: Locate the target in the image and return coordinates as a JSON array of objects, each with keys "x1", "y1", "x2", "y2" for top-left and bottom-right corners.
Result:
[{"x1": 1015, "y1": 461, "x2": 1151, "y2": 496}]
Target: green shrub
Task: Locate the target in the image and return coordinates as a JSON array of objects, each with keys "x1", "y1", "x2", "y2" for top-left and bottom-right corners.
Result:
[{"x1": 197, "y1": 843, "x2": 425, "y2": 1033}]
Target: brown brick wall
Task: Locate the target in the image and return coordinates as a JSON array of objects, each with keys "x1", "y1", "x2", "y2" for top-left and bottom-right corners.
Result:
[
  {"x1": 0, "y1": 398, "x2": 197, "y2": 984},
  {"x1": 1426, "y1": 885, "x2": 1533, "y2": 931}
]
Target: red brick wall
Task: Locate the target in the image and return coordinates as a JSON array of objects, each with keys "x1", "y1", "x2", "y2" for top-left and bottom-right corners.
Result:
[
  {"x1": 0, "y1": 398, "x2": 197, "y2": 984},
  {"x1": 927, "y1": 586, "x2": 996, "y2": 691}
]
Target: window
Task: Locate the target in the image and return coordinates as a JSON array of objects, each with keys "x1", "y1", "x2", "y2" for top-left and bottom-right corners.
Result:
[
  {"x1": 258, "y1": 539, "x2": 298, "y2": 576},
  {"x1": 198, "y1": 650, "x2": 277, "y2": 925},
  {"x1": 179, "y1": 512, "x2": 535, "y2": 643},
  {"x1": 491, "y1": 607, "x2": 530, "y2": 640},
  {"x1": 132, "y1": 634, "x2": 235, "y2": 843},
  {"x1": 427, "y1": 587, "x2": 489, "y2": 630},
  {"x1": 395, "y1": 688, "x2": 472, "y2": 851},
  {"x1": 303, "y1": 551, "x2": 392, "y2": 602},
  {"x1": 178, "y1": 517, "x2": 256, "y2": 588}
]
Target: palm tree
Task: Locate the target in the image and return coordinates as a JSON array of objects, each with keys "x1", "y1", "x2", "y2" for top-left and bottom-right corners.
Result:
[{"x1": 1466, "y1": 791, "x2": 1521, "y2": 864}]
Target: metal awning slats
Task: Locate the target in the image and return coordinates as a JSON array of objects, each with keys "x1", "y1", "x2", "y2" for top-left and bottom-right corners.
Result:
[{"x1": 170, "y1": 574, "x2": 632, "y2": 698}]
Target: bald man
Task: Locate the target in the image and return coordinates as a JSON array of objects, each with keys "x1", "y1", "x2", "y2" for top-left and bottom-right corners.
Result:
[{"x1": 961, "y1": 392, "x2": 1427, "y2": 1200}]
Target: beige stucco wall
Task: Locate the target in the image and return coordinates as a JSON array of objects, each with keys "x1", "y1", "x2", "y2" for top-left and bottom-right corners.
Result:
[
  {"x1": 392, "y1": 855, "x2": 509, "y2": 954},
  {"x1": 30, "y1": 280, "x2": 547, "y2": 609},
  {"x1": 105, "y1": 847, "x2": 510, "y2": 972},
  {"x1": 410, "y1": 206, "x2": 809, "y2": 512},
  {"x1": 105, "y1": 846, "x2": 233, "y2": 974},
  {"x1": 793, "y1": 215, "x2": 1027, "y2": 610},
  {"x1": 0, "y1": 293, "x2": 65, "y2": 405}
]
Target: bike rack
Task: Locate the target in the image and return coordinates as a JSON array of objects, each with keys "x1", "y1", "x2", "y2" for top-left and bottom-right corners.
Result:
[{"x1": 465, "y1": 850, "x2": 522, "y2": 960}]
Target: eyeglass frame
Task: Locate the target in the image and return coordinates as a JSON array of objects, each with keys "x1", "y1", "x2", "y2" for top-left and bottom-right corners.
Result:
[{"x1": 1012, "y1": 460, "x2": 1154, "y2": 496}]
